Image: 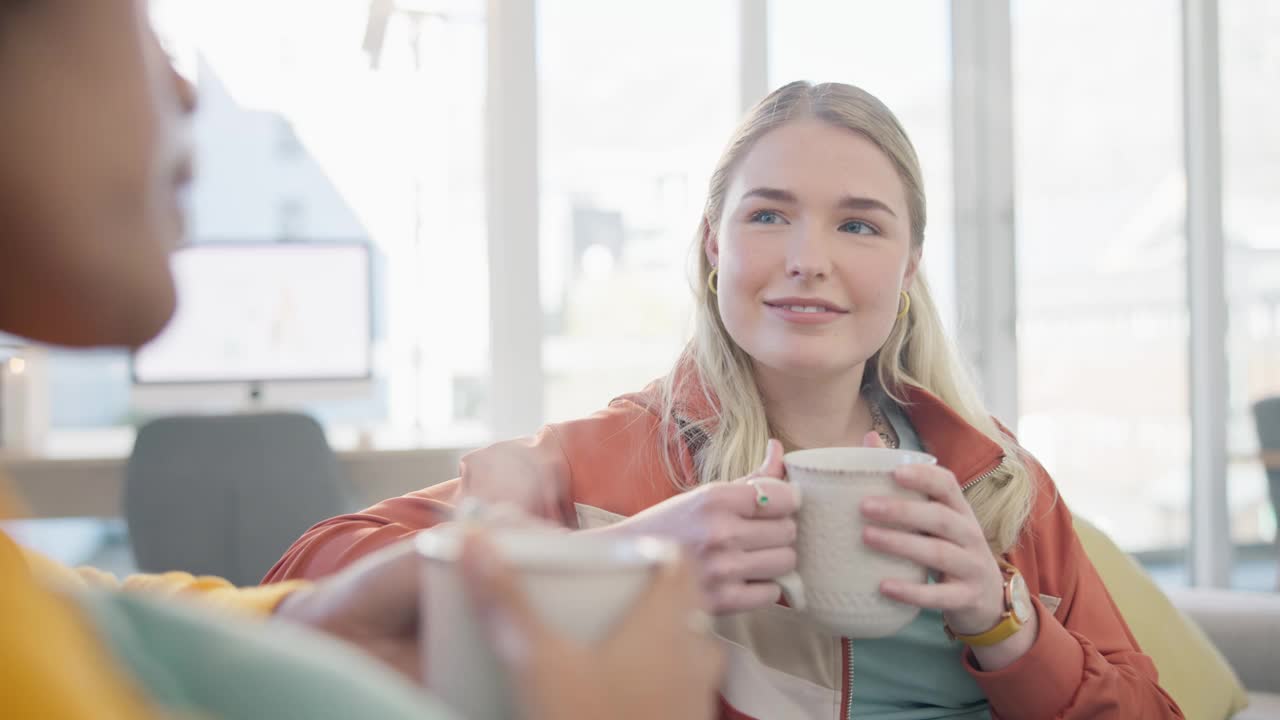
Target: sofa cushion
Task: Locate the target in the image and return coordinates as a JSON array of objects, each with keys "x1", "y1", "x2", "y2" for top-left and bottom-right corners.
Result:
[
  {"x1": 1233, "y1": 692, "x2": 1280, "y2": 720},
  {"x1": 1166, "y1": 588, "x2": 1280, "y2": 695},
  {"x1": 1072, "y1": 515, "x2": 1249, "y2": 720}
]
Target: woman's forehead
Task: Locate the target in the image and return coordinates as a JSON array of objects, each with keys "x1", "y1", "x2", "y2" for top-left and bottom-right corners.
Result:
[{"x1": 728, "y1": 120, "x2": 908, "y2": 214}]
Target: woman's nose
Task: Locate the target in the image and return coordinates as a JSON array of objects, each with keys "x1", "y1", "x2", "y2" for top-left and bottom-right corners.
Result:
[
  {"x1": 172, "y1": 65, "x2": 198, "y2": 115},
  {"x1": 786, "y1": 225, "x2": 832, "y2": 280}
]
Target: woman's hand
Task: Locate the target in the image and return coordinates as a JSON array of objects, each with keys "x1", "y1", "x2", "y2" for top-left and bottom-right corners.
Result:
[
  {"x1": 858, "y1": 432, "x2": 1036, "y2": 668},
  {"x1": 593, "y1": 439, "x2": 801, "y2": 614},
  {"x1": 459, "y1": 531, "x2": 724, "y2": 720},
  {"x1": 274, "y1": 540, "x2": 424, "y2": 680}
]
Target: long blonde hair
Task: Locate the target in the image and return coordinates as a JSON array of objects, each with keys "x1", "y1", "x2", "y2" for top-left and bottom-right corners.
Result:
[{"x1": 659, "y1": 81, "x2": 1034, "y2": 553}]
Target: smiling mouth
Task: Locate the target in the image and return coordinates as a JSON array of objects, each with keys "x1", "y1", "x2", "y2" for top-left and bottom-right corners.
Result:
[{"x1": 763, "y1": 300, "x2": 849, "y2": 314}]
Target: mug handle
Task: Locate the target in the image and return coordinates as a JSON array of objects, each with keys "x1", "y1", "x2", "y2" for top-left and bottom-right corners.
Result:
[{"x1": 775, "y1": 570, "x2": 806, "y2": 610}]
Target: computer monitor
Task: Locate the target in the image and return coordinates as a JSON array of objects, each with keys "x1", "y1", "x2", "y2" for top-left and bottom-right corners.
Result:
[{"x1": 131, "y1": 242, "x2": 373, "y2": 408}]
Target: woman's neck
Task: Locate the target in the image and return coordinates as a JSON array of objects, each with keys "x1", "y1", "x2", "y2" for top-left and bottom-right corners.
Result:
[{"x1": 753, "y1": 363, "x2": 874, "y2": 451}]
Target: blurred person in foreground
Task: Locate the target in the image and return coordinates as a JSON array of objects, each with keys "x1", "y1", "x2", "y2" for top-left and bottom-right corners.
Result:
[{"x1": 0, "y1": 1, "x2": 722, "y2": 718}]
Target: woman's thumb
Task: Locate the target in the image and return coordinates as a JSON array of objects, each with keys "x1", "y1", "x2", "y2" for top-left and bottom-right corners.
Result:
[
  {"x1": 862, "y1": 431, "x2": 887, "y2": 449},
  {"x1": 757, "y1": 438, "x2": 786, "y2": 479}
]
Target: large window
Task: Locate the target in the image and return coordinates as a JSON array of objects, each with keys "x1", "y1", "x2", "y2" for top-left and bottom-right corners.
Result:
[
  {"x1": 537, "y1": 0, "x2": 739, "y2": 423},
  {"x1": 1012, "y1": 1, "x2": 1189, "y2": 570},
  {"x1": 44, "y1": 0, "x2": 489, "y2": 447},
  {"x1": 767, "y1": 0, "x2": 956, "y2": 329},
  {"x1": 1222, "y1": 0, "x2": 1280, "y2": 589}
]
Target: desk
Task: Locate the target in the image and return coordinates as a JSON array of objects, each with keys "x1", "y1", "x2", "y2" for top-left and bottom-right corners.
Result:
[
  {"x1": 1261, "y1": 450, "x2": 1280, "y2": 471},
  {"x1": 1, "y1": 428, "x2": 475, "y2": 519},
  {"x1": 1230, "y1": 450, "x2": 1280, "y2": 471},
  {"x1": 8, "y1": 440, "x2": 1277, "y2": 520}
]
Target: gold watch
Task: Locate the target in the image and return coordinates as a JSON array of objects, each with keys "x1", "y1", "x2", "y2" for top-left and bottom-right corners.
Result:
[{"x1": 945, "y1": 560, "x2": 1033, "y2": 647}]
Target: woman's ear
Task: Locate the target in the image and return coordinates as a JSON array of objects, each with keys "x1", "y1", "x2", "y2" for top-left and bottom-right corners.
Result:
[
  {"x1": 903, "y1": 247, "x2": 922, "y2": 292},
  {"x1": 703, "y1": 217, "x2": 720, "y2": 268}
]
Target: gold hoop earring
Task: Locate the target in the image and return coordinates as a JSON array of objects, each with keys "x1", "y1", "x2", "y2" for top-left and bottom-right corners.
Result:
[
  {"x1": 897, "y1": 290, "x2": 911, "y2": 320},
  {"x1": 707, "y1": 267, "x2": 719, "y2": 296}
]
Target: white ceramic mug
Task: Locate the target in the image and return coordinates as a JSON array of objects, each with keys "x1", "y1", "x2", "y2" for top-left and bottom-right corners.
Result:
[
  {"x1": 775, "y1": 447, "x2": 936, "y2": 638},
  {"x1": 417, "y1": 527, "x2": 679, "y2": 720}
]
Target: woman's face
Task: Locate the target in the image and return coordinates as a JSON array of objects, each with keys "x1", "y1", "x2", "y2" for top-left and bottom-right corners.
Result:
[
  {"x1": 0, "y1": 0, "x2": 197, "y2": 348},
  {"x1": 708, "y1": 118, "x2": 919, "y2": 382}
]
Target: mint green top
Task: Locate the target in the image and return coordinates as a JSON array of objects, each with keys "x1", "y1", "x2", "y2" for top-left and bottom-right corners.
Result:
[
  {"x1": 76, "y1": 590, "x2": 461, "y2": 720},
  {"x1": 848, "y1": 390, "x2": 990, "y2": 719}
]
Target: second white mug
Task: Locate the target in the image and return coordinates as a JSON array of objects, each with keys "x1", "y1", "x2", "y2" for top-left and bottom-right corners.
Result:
[{"x1": 417, "y1": 527, "x2": 679, "y2": 720}]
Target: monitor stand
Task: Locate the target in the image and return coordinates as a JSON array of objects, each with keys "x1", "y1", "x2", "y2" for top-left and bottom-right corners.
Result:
[{"x1": 247, "y1": 381, "x2": 265, "y2": 409}]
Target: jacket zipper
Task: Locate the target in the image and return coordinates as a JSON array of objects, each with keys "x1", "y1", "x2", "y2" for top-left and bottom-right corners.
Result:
[
  {"x1": 837, "y1": 457, "x2": 1006, "y2": 718},
  {"x1": 841, "y1": 637, "x2": 854, "y2": 719},
  {"x1": 961, "y1": 457, "x2": 1006, "y2": 492}
]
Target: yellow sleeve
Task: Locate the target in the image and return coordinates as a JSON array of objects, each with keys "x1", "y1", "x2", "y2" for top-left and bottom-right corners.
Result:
[
  {"x1": 0, "y1": 531, "x2": 162, "y2": 719},
  {"x1": 118, "y1": 572, "x2": 309, "y2": 615},
  {"x1": 21, "y1": 545, "x2": 311, "y2": 616}
]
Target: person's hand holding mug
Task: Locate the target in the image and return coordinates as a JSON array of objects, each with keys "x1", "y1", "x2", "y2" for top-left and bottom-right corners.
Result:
[
  {"x1": 274, "y1": 540, "x2": 424, "y2": 679},
  {"x1": 275, "y1": 502, "x2": 562, "y2": 682},
  {"x1": 589, "y1": 439, "x2": 801, "y2": 613},
  {"x1": 856, "y1": 431, "x2": 1038, "y2": 669},
  {"x1": 459, "y1": 531, "x2": 724, "y2": 720}
]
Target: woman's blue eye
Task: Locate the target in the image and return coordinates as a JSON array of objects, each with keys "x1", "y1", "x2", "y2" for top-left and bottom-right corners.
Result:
[
  {"x1": 750, "y1": 210, "x2": 786, "y2": 225},
  {"x1": 839, "y1": 220, "x2": 877, "y2": 235}
]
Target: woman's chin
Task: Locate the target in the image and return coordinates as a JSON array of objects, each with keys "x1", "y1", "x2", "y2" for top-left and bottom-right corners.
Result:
[{"x1": 754, "y1": 354, "x2": 863, "y2": 382}]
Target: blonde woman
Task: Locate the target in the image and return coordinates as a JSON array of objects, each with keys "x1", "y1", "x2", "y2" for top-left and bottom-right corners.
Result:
[{"x1": 270, "y1": 81, "x2": 1182, "y2": 719}]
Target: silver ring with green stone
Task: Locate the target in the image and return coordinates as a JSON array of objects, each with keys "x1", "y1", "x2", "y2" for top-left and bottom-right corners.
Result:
[{"x1": 746, "y1": 478, "x2": 770, "y2": 511}]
